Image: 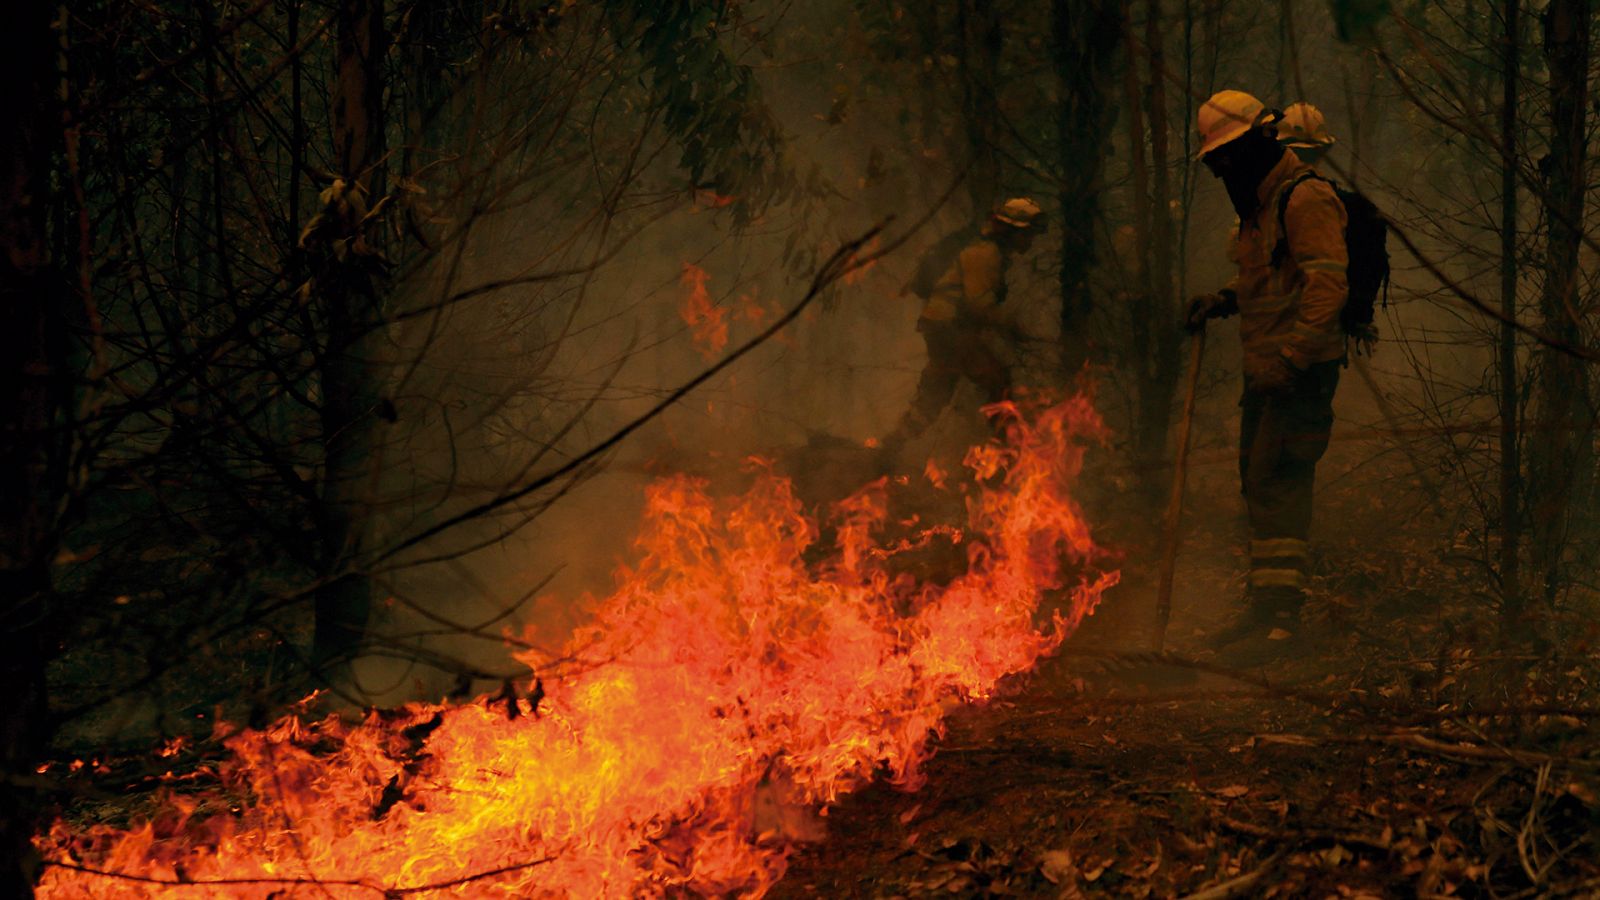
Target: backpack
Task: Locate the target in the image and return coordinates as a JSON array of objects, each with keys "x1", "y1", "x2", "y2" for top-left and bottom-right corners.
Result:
[{"x1": 1270, "y1": 174, "x2": 1390, "y2": 337}]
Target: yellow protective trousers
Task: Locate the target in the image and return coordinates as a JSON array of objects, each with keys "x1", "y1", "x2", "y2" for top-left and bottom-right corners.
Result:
[
  {"x1": 888, "y1": 319, "x2": 1011, "y2": 446},
  {"x1": 1238, "y1": 359, "x2": 1341, "y2": 596}
]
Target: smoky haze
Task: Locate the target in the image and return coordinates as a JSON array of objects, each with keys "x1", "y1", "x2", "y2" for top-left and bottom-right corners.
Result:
[
  {"x1": 359, "y1": 0, "x2": 1490, "y2": 707},
  {"x1": 16, "y1": 0, "x2": 1600, "y2": 896}
]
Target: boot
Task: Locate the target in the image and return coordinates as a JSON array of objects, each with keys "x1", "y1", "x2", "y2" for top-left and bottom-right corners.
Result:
[{"x1": 1205, "y1": 587, "x2": 1304, "y2": 651}]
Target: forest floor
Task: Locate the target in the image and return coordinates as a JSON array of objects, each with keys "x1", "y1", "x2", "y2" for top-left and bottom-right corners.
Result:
[
  {"x1": 41, "y1": 418, "x2": 1600, "y2": 898},
  {"x1": 771, "y1": 493, "x2": 1600, "y2": 899}
]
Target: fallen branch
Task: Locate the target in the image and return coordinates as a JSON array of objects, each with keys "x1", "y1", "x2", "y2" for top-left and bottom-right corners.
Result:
[
  {"x1": 1257, "y1": 731, "x2": 1593, "y2": 768},
  {"x1": 1177, "y1": 851, "x2": 1287, "y2": 900},
  {"x1": 1215, "y1": 814, "x2": 1392, "y2": 853}
]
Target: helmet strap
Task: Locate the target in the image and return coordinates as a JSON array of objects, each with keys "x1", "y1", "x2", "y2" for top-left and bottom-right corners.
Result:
[{"x1": 1251, "y1": 107, "x2": 1285, "y2": 137}]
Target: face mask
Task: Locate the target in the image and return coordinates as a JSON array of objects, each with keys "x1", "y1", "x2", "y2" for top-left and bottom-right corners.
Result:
[
  {"x1": 1222, "y1": 170, "x2": 1262, "y2": 219},
  {"x1": 1211, "y1": 132, "x2": 1284, "y2": 219}
]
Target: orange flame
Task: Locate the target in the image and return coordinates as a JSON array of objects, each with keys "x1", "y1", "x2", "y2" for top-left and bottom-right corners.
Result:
[
  {"x1": 693, "y1": 189, "x2": 736, "y2": 209},
  {"x1": 37, "y1": 396, "x2": 1116, "y2": 898},
  {"x1": 737, "y1": 291, "x2": 766, "y2": 324},
  {"x1": 679, "y1": 262, "x2": 727, "y2": 359}
]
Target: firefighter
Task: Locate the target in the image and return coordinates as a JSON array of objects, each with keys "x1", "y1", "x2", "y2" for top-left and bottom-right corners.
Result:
[
  {"x1": 881, "y1": 197, "x2": 1045, "y2": 455},
  {"x1": 1185, "y1": 90, "x2": 1349, "y2": 650},
  {"x1": 1214, "y1": 102, "x2": 1336, "y2": 321},
  {"x1": 1277, "y1": 101, "x2": 1336, "y2": 166}
]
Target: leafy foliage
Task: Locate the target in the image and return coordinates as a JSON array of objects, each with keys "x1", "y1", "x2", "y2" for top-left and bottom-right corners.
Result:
[{"x1": 607, "y1": 0, "x2": 790, "y2": 218}]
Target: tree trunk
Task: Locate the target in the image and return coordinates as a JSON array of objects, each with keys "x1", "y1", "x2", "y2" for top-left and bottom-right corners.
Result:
[
  {"x1": 1120, "y1": 1, "x2": 1153, "y2": 313},
  {"x1": 0, "y1": 4, "x2": 66, "y2": 895},
  {"x1": 958, "y1": 0, "x2": 1003, "y2": 214},
  {"x1": 403, "y1": 0, "x2": 485, "y2": 164},
  {"x1": 312, "y1": 0, "x2": 389, "y2": 680},
  {"x1": 1175, "y1": 0, "x2": 1224, "y2": 306},
  {"x1": 1496, "y1": 0, "x2": 1523, "y2": 629},
  {"x1": 1135, "y1": 0, "x2": 1183, "y2": 491},
  {"x1": 1051, "y1": 0, "x2": 1122, "y2": 375},
  {"x1": 1527, "y1": 0, "x2": 1592, "y2": 604}
]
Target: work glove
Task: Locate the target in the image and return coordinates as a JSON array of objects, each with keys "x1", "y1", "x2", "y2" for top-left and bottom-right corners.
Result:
[
  {"x1": 1245, "y1": 352, "x2": 1300, "y2": 397},
  {"x1": 1184, "y1": 289, "x2": 1238, "y2": 333}
]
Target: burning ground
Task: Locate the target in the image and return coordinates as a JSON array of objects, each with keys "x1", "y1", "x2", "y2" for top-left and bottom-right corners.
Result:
[
  {"x1": 32, "y1": 390, "x2": 1600, "y2": 898},
  {"x1": 35, "y1": 397, "x2": 1117, "y2": 897},
  {"x1": 776, "y1": 479, "x2": 1600, "y2": 899}
]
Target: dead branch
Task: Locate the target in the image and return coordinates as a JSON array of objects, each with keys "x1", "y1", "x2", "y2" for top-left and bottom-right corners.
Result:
[
  {"x1": 1177, "y1": 851, "x2": 1288, "y2": 900},
  {"x1": 1257, "y1": 731, "x2": 1594, "y2": 768},
  {"x1": 1215, "y1": 814, "x2": 1392, "y2": 853}
]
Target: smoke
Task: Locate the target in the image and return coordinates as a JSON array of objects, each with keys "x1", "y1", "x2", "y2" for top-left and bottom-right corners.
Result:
[
  {"x1": 361, "y1": 3, "x2": 990, "y2": 705},
  {"x1": 362, "y1": 0, "x2": 1498, "y2": 703}
]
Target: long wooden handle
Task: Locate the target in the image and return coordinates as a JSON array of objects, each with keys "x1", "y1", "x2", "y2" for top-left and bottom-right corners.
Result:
[{"x1": 1152, "y1": 330, "x2": 1206, "y2": 651}]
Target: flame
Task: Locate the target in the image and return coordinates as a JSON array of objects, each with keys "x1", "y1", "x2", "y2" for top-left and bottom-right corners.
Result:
[
  {"x1": 37, "y1": 396, "x2": 1117, "y2": 898},
  {"x1": 737, "y1": 292, "x2": 766, "y2": 324},
  {"x1": 679, "y1": 262, "x2": 728, "y2": 359},
  {"x1": 693, "y1": 189, "x2": 736, "y2": 209}
]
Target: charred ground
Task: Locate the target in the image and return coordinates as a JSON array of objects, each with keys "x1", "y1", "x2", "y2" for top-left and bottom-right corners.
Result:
[{"x1": 776, "y1": 513, "x2": 1600, "y2": 899}]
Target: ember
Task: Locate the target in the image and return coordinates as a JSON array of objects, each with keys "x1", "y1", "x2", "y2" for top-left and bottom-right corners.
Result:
[
  {"x1": 679, "y1": 262, "x2": 729, "y2": 359},
  {"x1": 37, "y1": 397, "x2": 1115, "y2": 898}
]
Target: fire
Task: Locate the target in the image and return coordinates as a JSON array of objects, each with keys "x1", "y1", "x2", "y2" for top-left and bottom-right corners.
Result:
[
  {"x1": 693, "y1": 188, "x2": 736, "y2": 209},
  {"x1": 37, "y1": 396, "x2": 1116, "y2": 898},
  {"x1": 737, "y1": 291, "x2": 766, "y2": 324},
  {"x1": 679, "y1": 262, "x2": 728, "y2": 359}
]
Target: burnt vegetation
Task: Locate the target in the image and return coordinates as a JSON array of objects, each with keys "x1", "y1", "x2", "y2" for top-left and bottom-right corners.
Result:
[{"x1": 3, "y1": 0, "x2": 1600, "y2": 897}]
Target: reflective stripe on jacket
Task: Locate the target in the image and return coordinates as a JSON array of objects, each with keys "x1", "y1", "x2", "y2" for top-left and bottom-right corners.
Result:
[{"x1": 1226, "y1": 152, "x2": 1349, "y2": 370}]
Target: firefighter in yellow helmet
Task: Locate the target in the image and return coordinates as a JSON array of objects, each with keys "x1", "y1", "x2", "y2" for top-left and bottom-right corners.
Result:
[
  {"x1": 1277, "y1": 101, "x2": 1336, "y2": 165},
  {"x1": 1185, "y1": 90, "x2": 1350, "y2": 654},
  {"x1": 882, "y1": 197, "x2": 1045, "y2": 455}
]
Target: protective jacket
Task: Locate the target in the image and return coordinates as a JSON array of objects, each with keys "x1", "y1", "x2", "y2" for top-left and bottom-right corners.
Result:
[
  {"x1": 1225, "y1": 152, "x2": 1349, "y2": 371},
  {"x1": 919, "y1": 238, "x2": 1009, "y2": 326},
  {"x1": 886, "y1": 236, "x2": 1015, "y2": 452}
]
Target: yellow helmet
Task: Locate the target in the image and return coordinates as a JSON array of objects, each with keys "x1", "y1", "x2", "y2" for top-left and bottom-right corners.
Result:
[
  {"x1": 1196, "y1": 90, "x2": 1268, "y2": 159},
  {"x1": 992, "y1": 196, "x2": 1043, "y2": 229},
  {"x1": 1278, "y1": 102, "x2": 1336, "y2": 148}
]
